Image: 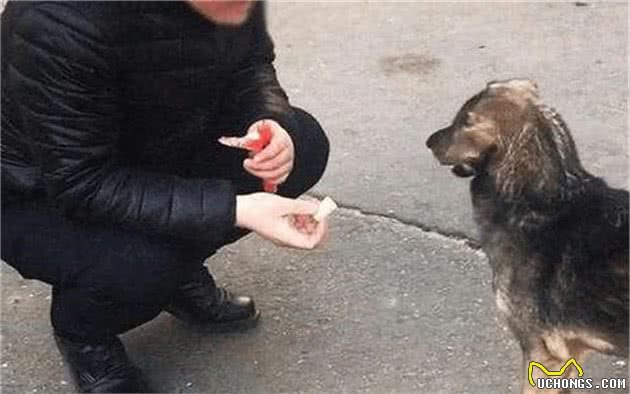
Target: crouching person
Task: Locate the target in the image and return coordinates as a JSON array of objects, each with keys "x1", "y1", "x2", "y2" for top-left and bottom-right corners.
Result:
[{"x1": 1, "y1": 1, "x2": 330, "y2": 392}]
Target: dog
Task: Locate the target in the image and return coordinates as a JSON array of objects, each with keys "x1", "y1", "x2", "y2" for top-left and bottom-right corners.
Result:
[{"x1": 426, "y1": 79, "x2": 628, "y2": 393}]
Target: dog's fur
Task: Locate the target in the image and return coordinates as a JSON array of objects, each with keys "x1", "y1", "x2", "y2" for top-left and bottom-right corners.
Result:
[{"x1": 426, "y1": 79, "x2": 628, "y2": 393}]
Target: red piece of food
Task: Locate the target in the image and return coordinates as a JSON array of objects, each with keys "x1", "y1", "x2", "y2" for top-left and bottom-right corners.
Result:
[
  {"x1": 244, "y1": 123, "x2": 277, "y2": 193},
  {"x1": 218, "y1": 122, "x2": 277, "y2": 193},
  {"x1": 243, "y1": 123, "x2": 273, "y2": 153},
  {"x1": 262, "y1": 181, "x2": 277, "y2": 193}
]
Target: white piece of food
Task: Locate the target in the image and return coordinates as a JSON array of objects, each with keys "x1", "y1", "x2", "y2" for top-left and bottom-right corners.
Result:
[
  {"x1": 217, "y1": 136, "x2": 244, "y2": 148},
  {"x1": 313, "y1": 196, "x2": 338, "y2": 222},
  {"x1": 218, "y1": 130, "x2": 261, "y2": 149}
]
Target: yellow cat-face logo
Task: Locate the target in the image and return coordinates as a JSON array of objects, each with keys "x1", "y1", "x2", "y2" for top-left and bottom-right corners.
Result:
[{"x1": 528, "y1": 358, "x2": 584, "y2": 387}]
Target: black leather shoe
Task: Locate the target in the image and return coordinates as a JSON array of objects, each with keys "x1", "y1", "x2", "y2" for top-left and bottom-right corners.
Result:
[
  {"x1": 165, "y1": 268, "x2": 259, "y2": 332},
  {"x1": 54, "y1": 333, "x2": 150, "y2": 393}
]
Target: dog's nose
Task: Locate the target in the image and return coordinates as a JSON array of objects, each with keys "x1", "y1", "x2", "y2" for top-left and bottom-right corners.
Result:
[{"x1": 426, "y1": 131, "x2": 440, "y2": 149}]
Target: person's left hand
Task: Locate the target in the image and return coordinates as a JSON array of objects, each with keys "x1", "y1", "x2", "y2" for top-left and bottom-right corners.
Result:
[{"x1": 243, "y1": 119, "x2": 295, "y2": 187}]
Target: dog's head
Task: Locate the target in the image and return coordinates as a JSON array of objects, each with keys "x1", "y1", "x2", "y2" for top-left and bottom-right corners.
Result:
[{"x1": 426, "y1": 79, "x2": 540, "y2": 177}]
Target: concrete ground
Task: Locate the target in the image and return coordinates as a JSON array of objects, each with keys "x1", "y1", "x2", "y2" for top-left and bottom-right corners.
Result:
[{"x1": 1, "y1": 2, "x2": 628, "y2": 393}]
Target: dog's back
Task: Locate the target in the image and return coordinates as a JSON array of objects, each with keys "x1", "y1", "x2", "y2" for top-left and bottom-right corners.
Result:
[
  {"x1": 551, "y1": 181, "x2": 628, "y2": 352},
  {"x1": 471, "y1": 170, "x2": 628, "y2": 354}
]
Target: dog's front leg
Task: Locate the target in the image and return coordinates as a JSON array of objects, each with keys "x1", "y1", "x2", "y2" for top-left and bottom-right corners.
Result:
[{"x1": 520, "y1": 336, "x2": 572, "y2": 394}]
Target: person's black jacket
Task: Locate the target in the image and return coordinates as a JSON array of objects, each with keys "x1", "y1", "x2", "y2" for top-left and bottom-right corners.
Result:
[{"x1": 1, "y1": 1, "x2": 292, "y2": 245}]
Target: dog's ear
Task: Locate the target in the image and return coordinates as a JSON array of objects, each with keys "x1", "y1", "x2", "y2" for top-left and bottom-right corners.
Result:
[
  {"x1": 486, "y1": 80, "x2": 499, "y2": 89},
  {"x1": 486, "y1": 80, "x2": 505, "y2": 94},
  {"x1": 485, "y1": 79, "x2": 539, "y2": 104},
  {"x1": 494, "y1": 119, "x2": 565, "y2": 201},
  {"x1": 486, "y1": 79, "x2": 538, "y2": 91}
]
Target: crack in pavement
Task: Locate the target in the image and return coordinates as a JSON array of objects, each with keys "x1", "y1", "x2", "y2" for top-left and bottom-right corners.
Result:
[{"x1": 306, "y1": 192, "x2": 481, "y2": 250}]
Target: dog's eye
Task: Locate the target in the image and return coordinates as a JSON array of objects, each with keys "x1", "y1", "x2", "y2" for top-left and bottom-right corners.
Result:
[
  {"x1": 461, "y1": 115, "x2": 475, "y2": 128},
  {"x1": 456, "y1": 116, "x2": 471, "y2": 128}
]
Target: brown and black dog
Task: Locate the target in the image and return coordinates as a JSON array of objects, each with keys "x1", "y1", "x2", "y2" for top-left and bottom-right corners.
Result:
[{"x1": 426, "y1": 79, "x2": 628, "y2": 393}]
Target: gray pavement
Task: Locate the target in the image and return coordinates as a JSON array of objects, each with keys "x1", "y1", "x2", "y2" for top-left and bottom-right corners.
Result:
[{"x1": 1, "y1": 2, "x2": 628, "y2": 394}]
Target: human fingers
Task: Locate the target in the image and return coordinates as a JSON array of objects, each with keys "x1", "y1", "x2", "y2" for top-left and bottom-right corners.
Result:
[
  {"x1": 251, "y1": 134, "x2": 285, "y2": 164},
  {"x1": 244, "y1": 148, "x2": 291, "y2": 171},
  {"x1": 244, "y1": 160, "x2": 292, "y2": 182}
]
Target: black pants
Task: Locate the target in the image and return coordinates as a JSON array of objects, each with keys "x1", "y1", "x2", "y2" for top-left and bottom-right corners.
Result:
[{"x1": 1, "y1": 108, "x2": 329, "y2": 341}]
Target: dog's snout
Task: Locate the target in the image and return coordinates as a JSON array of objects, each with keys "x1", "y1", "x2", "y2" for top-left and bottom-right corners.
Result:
[{"x1": 426, "y1": 128, "x2": 446, "y2": 149}]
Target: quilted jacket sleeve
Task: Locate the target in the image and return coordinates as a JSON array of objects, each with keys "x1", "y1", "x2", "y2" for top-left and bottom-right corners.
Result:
[
  {"x1": 223, "y1": 2, "x2": 293, "y2": 132},
  {"x1": 6, "y1": 3, "x2": 237, "y2": 244}
]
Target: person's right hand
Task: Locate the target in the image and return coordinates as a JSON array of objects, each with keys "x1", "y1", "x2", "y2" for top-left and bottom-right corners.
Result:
[{"x1": 235, "y1": 193, "x2": 328, "y2": 249}]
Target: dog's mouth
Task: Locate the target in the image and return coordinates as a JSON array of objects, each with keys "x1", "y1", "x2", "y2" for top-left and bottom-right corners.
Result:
[
  {"x1": 450, "y1": 163, "x2": 475, "y2": 177},
  {"x1": 431, "y1": 154, "x2": 478, "y2": 178},
  {"x1": 428, "y1": 144, "x2": 484, "y2": 178}
]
